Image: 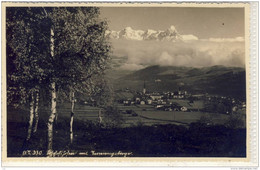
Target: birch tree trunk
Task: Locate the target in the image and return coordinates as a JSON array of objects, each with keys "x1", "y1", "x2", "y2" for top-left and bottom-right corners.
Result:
[
  {"x1": 55, "y1": 111, "x2": 58, "y2": 125},
  {"x1": 47, "y1": 82, "x2": 57, "y2": 155},
  {"x1": 33, "y1": 89, "x2": 40, "y2": 133},
  {"x1": 70, "y1": 91, "x2": 75, "y2": 144},
  {"x1": 26, "y1": 92, "x2": 35, "y2": 141},
  {"x1": 47, "y1": 27, "x2": 56, "y2": 156},
  {"x1": 98, "y1": 109, "x2": 102, "y2": 124}
]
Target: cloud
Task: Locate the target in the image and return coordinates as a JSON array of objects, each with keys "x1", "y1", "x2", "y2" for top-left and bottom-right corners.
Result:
[
  {"x1": 182, "y1": 34, "x2": 199, "y2": 41},
  {"x1": 110, "y1": 39, "x2": 245, "y2": 70},
  {"x1": 206, "y1": 37, "x2": 244, "y2": 42}
]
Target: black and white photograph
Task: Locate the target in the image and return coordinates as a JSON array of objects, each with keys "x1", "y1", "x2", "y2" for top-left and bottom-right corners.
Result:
[{"x1": 2, "y1": 2, "x2": 255, "y2": 166}]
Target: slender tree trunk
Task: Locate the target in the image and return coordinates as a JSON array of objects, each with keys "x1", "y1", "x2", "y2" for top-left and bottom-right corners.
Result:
[
  {"x1": 55, "y1": 112, "x2": 58, "y2": 125},
  {"x1": 70, "y1": 91, "x2": 75, "y2": 144},
  {"x1": 26, "y1": 92, "x2": 35, "y2": 141},
  {"x1": 47, "y1": 82, "x2": 57, "y2": 155},
  {"x1": 98, "y1": 109, "x2": 102, "y2": 124},
  {"x1": 33, "y1": 89, "x2": 40, "y2": 133},
  {"x1": 47, "y1": 27, "x2": 56, "y2": 156}
]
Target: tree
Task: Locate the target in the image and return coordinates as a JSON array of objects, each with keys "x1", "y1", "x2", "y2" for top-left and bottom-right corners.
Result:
[
  {"x1": 49, "y1": 7, "x2": 111, "y2": 145},
  {"x1": 91, "y1": 76, "x2": 115, "y2": 126},
  {"x1": 7, "y1": 7, "x2": 111, "y2": 154},
  {"x1": 7, "y1": 7, "x2": 52, "y2": 141}
]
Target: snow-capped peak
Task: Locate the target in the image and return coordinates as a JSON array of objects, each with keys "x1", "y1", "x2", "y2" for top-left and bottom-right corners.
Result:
[
  {"x1": 118, "y1": 27, "x2": 144, "y2": 40},
  {"x1": 168, "y1": 25, "x2": 177, "y2": 33},
  {"x1": 106, "y1": 26, "x2": 199, "y2": 42},
  {"x1": 124, "y1": 27, "x2": 133, "y2": 31}
]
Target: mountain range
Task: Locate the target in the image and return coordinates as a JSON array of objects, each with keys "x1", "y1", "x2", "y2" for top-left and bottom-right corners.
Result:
[
  {"x1": 107, "y1": 65, "x2": 246, "y2": 100},
  {"x1": 106, "y1": 25, "x2": 199, "y2": 42}
]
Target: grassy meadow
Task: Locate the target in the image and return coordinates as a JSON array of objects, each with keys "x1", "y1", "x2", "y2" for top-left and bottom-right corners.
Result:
[{"x1": 7, "y1": 101, "x2": 246, "y2": 157}]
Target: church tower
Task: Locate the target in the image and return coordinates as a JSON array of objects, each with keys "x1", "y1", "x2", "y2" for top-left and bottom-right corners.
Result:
[{"x1": 143, "y1": 81, "x2": 146, "y2": 94}]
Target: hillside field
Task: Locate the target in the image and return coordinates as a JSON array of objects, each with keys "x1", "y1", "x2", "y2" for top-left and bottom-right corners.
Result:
[{"x1": 7, "y1": 101, "x2": 246, "y2": 157}]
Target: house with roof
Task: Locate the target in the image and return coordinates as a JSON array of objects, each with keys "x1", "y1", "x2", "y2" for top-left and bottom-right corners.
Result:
[
  {"x1": 146, "y1": 99, "x2": 152, "y2": 105},
  {"x1": 173, "y1": 91, "x2": 186, "y2": 99},
  {"x1": 173, "y1": 100, "x2": 205, "y2": 112},
  {"x1": 150, "y1": 94, "x2": 163, "y2": 101},
  {"x1": 116, "y1": 92, "x2": 134, "y2": 104}
]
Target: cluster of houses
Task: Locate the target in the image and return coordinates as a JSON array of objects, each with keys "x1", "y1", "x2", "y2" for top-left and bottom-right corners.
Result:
[
  {"x1": 117, "y1": 90, "x2": 204, "y2": 112},
  {"x1": 115, "y1": 82, "x2": 246, "y2": 114},
  {"x1": 116, "y1": 82, "x2": 199, "y2": 112},
  {"x1": 80, "y1": 82, "x2": 246, "y2": 114}
]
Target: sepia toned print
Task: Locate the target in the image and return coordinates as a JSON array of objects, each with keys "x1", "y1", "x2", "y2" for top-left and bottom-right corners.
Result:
[{"x1": 2, "y1": 2, "x2": 256, "y2": 167}]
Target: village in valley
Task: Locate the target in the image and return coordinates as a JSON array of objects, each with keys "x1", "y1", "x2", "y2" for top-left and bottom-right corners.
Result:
[{"x1": 79, "y1": 80, "x2": 246, "y2": 127}]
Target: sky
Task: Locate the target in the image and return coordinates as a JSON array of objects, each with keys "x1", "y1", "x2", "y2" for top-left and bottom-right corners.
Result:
[
  {"x1": 100, "y1": 7, "x2": 244, "y2": 39},
  {"x1": 100, "y1": 7, "x2": 245, "y2": 70}
]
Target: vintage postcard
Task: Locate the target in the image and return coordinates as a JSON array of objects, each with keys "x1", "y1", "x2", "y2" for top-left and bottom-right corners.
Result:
[{"x1": 1, "y1": 2, "x2": 258, "y2": 167}]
